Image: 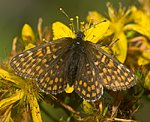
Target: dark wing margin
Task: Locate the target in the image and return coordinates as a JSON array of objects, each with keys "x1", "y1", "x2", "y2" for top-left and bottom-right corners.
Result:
[
  {"x1": 86, "y1": 41, "x2": 136, "y2": 91},
  {"x1": 10, "y1": 38, "x2": 74, "y2": 94}
]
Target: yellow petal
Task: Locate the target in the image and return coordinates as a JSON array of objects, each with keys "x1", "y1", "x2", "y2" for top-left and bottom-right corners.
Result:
[
  {"x1": 129, "y1": 6, "x2": 150, "y2": 39},
  {"x1": 99, "y1": 100, "x2": 103, "y2": 114},
  {"x1": 84, "y1": 20, "x2": 110, "y2": 43},
  {"x1": 0, "y1": 68, "x2": 25, "y2": 86},
  {"x1": 138, "y1": 42, "x2": 150, "y2": 65},
  {"x1": 138, "y1": 52, "x2": 150, "y2": 65},
  {"x1": 0, "y1": 90, "x2": 24, "y2": 110},
  {"x1": 107, "y1": 2, "x2": 116, "y2": 21},
  {"x1": 112, "y1": 32, "x2": 127, "y2": 63},
  {"x1": 124, "y1": 24, "x2": 150, "y2": 39},
  {"x1": 22, "y1": 24, "x2": 35, "y2": 44},
  {"x1": 144, "y1": 71, "x2": 150, "y2": 90},
  {"x1": 65, "y1": 84, "x2": 74, "y2": 93},
  {"x1": 87, "y1": 11, "x2": 107, "y2": 24},
  {"x1": 29, "y1": 94, "x2": 42, "y2": 122},
  {"x1": 52, "y1": 22, "x2": 75, "y2": 40},
  {"x1": 82, "y1": 100, "x2": 94, "y2": 114},
  {"x1": 87, "y1": 11, "x2": 112, "y2": 37},
  {"x1": 4, "y1": 112, "x2": 11, "y2": 122},
  {"x1": 1, "y1": 105, "x2": 12, "y2": 122},
  {"x1": 131, "y1": 6, "x2": 150, "y2": 26}
]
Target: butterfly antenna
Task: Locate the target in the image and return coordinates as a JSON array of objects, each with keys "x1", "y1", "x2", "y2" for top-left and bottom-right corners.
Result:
[
  {"x1": 83, "y1": 19, "x2": 107, "y2": 32},
  {"x1": 60, "y1": 8, "x2": 75, "y2": 33},
  {"x1": 60, "y1": 8, "x2": 70, "y2": 20}
]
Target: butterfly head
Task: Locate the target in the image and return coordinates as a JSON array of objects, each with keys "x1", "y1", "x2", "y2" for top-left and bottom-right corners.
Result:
[{"x1": 75, "y1": 31, "x2": 85, "y2": 39}]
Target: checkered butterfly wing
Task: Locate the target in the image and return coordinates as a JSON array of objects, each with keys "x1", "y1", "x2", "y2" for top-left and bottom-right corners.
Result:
[
  {"x1": 75, "y1": 41, "x2": 136, "y2": 102},
  {"x1": 74, "y1": 52, "x2": 103, "y2": 102},
  {"x1": 88, "y1": 42, "x2": 136, "y2": 91},
  {"x1": 10, "y1": 38, "x2": 74, "y2": 94}
]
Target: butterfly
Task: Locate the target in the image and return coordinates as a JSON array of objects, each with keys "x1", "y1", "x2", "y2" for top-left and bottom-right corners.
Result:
[{"x1": 10, "y1": 21, "x2": 136, "y2": 102}]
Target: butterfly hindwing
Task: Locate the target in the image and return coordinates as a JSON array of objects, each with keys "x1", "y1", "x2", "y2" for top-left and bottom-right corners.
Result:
[
  {"x1": 74, "y1": 49, "x2": 103, "y2": 102},
  {"x1": 86, "y1": 42, "x2": 136, "y2": 91}
]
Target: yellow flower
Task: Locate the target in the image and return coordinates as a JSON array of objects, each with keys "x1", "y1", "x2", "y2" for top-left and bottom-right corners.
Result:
[
  {"x1": 0, "y1": 67, "x2": 42, "y2": 122},
  {"x1": 65, "y1": 84, "x2": 74, "y2": 93},
  {"x1": 0, "y1": 23, "x2": 40, "y2": 122},
  {"x1": 124, "y1": 6, "x2": 150, "y2": 65},
  {"x1": 22, "y1": 24, "x2": 36, "y2": 45},
  {"x1": 82, "y1": 100, "x2": 94, "y2": 114},
  {"x1": 52, "y1": 20, "x2": 110, "y2": 43},
  {"x1": 144, "y1": 71, "x2": 150, "y2": 90},
  {"x1": 52, "y1": 19, "x2": 109, "y2": 93},
  {"x1": 125, "y1": 6, "x2": 150, "y2": 39},
  {"x1": 137, "y1": 40, "x2": 150, "y2": 65},
  {"x1": 86, "y1": 3, "x2": 132, "y2": 63}
]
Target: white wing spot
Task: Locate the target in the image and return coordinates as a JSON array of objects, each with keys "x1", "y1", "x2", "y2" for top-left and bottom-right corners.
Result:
[
  {"x1": 130, "y1": 76, "x2": 134, "y2": 80},
  {"x1": 126, "y1": 68, "x2": 130, "y2": 72},
  {"x1": 94, "y1": 61, "x2": 99, "y2": 65},
  {"x1": 117, "y1": 64, "x2": 124, "y2": 70},
  {"x1": 26, "y1": 50, "x2": 31, "y2": 53},
  {"x1": 120, "y1": 64, "x2": 124, "y2": 67},
  {"x1": 18, "y1": 54, "x2": 23, "y2": 57},
  {"x1": 92, "y1": 70, "x2": 95, "y2": 76},
  {"x1": 27, "y1": 51, "x2": 33, "y2": 56}
]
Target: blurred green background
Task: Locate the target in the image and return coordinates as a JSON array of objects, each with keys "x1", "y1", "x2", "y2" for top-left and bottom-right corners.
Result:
[
  {"x1": 0, "y1": 0, "x2": 136, "y2": 59},
  {"x1": 0, "y1": 0, "x2": 149, "y2": 122}
]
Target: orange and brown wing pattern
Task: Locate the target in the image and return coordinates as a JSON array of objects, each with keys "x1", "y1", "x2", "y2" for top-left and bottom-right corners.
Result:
[
  {"x1": 10, "y1": 38, "x2": 73, "y2": 79},
  {"x1": 36, "y1": 48, "x2": 72, "y2": 94},
  {"x1": 88, "y1": 42, "x2": 136, "y2": 91},
  {"x1": 74, "y1": 54, "x2": 103, "y2": 102},
  {"x1": 10, "y1": 38, "x2": 74, "y2": 94}
]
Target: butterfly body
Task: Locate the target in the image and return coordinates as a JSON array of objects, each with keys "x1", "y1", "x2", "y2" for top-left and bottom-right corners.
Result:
[
  {"x1": 54, "y1": 32, "x2": 86, "y2": 86},
  {"x1": 66, "y1": 40, "x2": 82, "y2": 86},
  {"x1": 10, "y1": 29, "x2": 136, "y2": 102}
]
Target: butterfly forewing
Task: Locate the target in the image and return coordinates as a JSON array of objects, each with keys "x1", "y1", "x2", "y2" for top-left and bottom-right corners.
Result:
[
  {"x1": 10, "y1": 38, "x2": 73, "y2": 78},
  {"x1": 36, "y1": 45, "x2": 73, "y2": 94},
  {"x1": 10, "y1": 38, "x2": 74, "y2": 94},
  {"x1": 87, "y1": 42, "x2": 136, "y2": 91}
]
